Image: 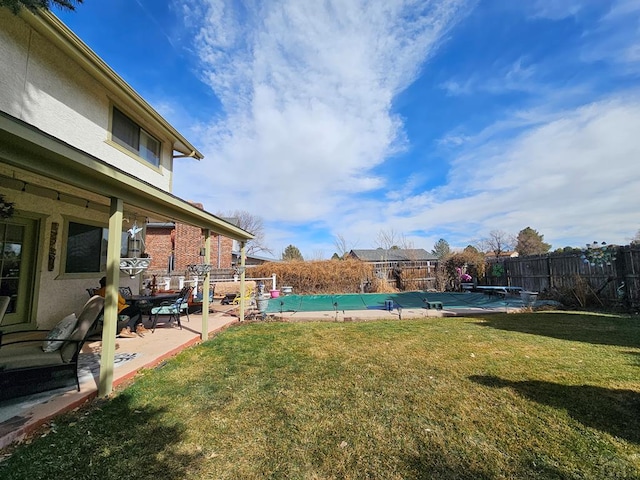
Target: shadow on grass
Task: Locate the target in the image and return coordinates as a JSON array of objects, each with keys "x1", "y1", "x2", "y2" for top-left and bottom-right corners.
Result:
[
  {"x1": 477, "y1": 312, "x2": 640, "y2": 348},
  {"x1": 469, "y1": 375, "x2": 640, "y2": 444},
  {"x1": 2, "y1": 392, "x2": 203, "y2": 480}
]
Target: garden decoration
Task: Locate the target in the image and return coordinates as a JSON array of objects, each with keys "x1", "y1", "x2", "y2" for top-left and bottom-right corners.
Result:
[
  {"x1": 120, "y1": 221, "x2": 151, "y2": 278},
  {"x1": 581, "y1": 241, "x2": 617, "y2": 267}
]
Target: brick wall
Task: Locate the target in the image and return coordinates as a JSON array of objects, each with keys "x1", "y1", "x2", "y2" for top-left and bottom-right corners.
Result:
[
  {"x1": 146, "y1": 226, "x2": 173, "y2": 271},
  {"x1": 144, "y1": 201, "x2": 235, "y2": 276}
]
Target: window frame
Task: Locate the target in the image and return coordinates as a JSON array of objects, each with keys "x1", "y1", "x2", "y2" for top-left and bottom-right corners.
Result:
[
  {"x1": 59, "y1": 218, "x2": 128, "y2": 278},
  {"x1": 109, "y1": 105, "x2": 162, "y2": 167}
]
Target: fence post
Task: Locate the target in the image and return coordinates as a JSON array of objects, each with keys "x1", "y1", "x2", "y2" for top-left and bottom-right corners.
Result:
[{"x1": 272, "y1": 273, "x2": 277, "y2": 290}]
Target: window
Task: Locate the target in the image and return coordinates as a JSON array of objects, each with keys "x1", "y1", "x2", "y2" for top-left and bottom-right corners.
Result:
[
  {"x1": 111, "y1": 107, "x2": 161, "y2": 166},
  {"x1": 65, "y1": 222, "x2": 128, "y2": 274}
]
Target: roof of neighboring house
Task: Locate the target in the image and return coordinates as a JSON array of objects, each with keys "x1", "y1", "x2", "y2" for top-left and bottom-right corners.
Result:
[
  {"x1": 349, "y1": 249, "x2": 438, "y2": 262},
  {"x1": 485, "y1": 251, "x2": 519, "y2": 259},
  {"x1": 232, "y1": 251, "x2": 279, "y2": 263}
]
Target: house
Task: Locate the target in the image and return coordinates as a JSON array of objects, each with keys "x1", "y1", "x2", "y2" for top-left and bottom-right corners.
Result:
[
  {"x1": 144, "y1": 208, "x2": 236, "y2": 276},
  {"x1": 347, "y1": 248, "x2": 439, "y2": 290},
  {"x1": 231, "y1": 251, "x2": 277, "y2": 267},
  {"x1": 0, "y1": 7, "x2": 253, "y2": 396}
]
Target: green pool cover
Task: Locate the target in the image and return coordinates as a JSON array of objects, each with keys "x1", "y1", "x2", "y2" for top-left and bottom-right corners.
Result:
[{"x1": 264, "y1": 291, "x2": 523, "y2": 313}]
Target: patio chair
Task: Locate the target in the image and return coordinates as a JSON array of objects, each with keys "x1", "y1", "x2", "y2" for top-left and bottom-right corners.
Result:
[
  {"x1": 232, "y1": 286, "x2": 254, "y2": 306},
  {"x1": 0, "y1": 295, "x2": 105, "y2": 401},
  {"x1": 150, "y1": 286, "x2": 193, "y2": 332}
]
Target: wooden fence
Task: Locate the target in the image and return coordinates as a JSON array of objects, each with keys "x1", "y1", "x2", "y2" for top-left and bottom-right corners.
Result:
[{"x1": 484, "y1": 246, "x2": 640, "y2": 308}]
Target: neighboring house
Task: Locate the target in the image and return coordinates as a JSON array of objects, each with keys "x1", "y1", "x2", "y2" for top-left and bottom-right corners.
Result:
[
  {"x1": 348, "y1": 248, "x2": 439, "y2": 290},
  {"x1": 231, "y1": 251, "x2": 277, "y2": 267},
  {"x1": 485, "y1": 251, "x2": 520, "y2": 261},
  {"x1": 0, "y1": 8, "x2": 253, "y2": 395},
  {"x1": 145, "y1": 207, "x2": 235, "y2": 276}
]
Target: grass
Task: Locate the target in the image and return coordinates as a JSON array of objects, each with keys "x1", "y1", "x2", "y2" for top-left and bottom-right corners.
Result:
[{"x1": 1, "y1": 311, "x2": 639, "y2": 479}]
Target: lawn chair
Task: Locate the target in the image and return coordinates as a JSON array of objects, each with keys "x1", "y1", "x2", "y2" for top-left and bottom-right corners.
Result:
[
  {"x1": 233, "y1": 286, "x2": 254, "y2": 306},
  {"x1": 150, "y1": 286, "x2": 193, "y2": 332},
  {"x1": 0, "y1": 295, "x2": 105, "y2": 400}
]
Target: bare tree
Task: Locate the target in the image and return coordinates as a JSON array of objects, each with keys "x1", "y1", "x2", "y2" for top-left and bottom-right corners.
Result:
[
  {"x1": 333, "y1": 233, "x2": 352, "y2": 259},
  {"x1": 375, "y1": 228, "x2": 401, "y2": 250},
  {"x1": 310, "y1": 249, "x2": 326, "y2": 261},
  {"x1": 220, "y1": 210, "x2": 272, "y2": 256},
  {"x1": 479, "y1": 230, "x2": 515, "y2": 257}
]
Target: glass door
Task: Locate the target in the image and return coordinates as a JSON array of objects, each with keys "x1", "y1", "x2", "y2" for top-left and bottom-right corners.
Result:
[{"x1": 0, "y1": 217, "x2": 37, "y2": 327}]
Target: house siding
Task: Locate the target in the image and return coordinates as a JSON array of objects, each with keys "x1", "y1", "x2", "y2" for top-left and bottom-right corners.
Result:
[
  {"x1": 0, "y1": 10, "x2": 174, "y2": 328},
  {"x1": 0, "y1": 8, "x2": 173, "y2": 191}
]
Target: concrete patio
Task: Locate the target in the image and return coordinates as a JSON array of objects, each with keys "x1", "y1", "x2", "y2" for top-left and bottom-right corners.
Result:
[{"x1": 0, "y1": 305, "x2": 240, "y2": 450}]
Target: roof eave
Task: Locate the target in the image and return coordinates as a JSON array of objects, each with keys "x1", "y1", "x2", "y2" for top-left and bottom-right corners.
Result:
[{"x1": 20, "y1": 9, "x2": 204, "y2": 160}]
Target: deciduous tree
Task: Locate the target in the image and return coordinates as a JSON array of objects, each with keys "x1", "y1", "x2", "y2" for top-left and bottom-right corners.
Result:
[
  {"x1": 220, "y1": 210, "x2": 271, "y2": 256},
  {"x1": 478, "y1": 230, "x2": 515, "y2": 257}
]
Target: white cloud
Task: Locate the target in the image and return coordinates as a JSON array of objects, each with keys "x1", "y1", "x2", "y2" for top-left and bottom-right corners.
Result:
[
  {"x1": 373, "y1": 94, "x2": 640, "y2": 248},
  {"x1": 527, "y1": 0, "x2": 585, "y2": 20},
  {"x1": 167, "y1": 1, "x2": 640, "y2": 255},
  {"x1": 172, "y1": 0, "x2": 473, "y2": 223},
  {"x1": 441, "y1": 57, "x2": 539, "y2": 97}
]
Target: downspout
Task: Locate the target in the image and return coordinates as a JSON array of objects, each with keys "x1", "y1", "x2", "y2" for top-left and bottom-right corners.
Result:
[
  {"x1": 98, "y1": 197, "x2": 123, "y2": 397},
  {"x1": 201, "y1": 229, "x2": 211, "y2": 341}
]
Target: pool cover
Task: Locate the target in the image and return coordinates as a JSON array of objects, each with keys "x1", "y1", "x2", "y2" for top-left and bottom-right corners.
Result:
[{"x1": 264, "y1": 291, "x2": 523, "y2": 313}]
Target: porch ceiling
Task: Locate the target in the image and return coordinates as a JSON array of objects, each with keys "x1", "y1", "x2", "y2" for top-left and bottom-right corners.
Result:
[{"x1": 0, "y1": 112, "x2": 253, "y2": 242}]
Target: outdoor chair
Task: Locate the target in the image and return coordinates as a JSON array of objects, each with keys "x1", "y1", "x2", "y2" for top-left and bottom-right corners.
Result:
[
  {"x1": 221, "y1": 287, "x2": 254, "y2": 306},
  {"x1": 0, "y1": 295, "x2": 105, "y2": 401},
  {"x1": 85, "y1": 287, "x2": 130, "y2": 338},
  {"x1": 150, "y1": 286, "x2": 193, "y2": 332}
]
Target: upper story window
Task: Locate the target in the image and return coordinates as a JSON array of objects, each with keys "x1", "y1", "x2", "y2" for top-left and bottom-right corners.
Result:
[{"x1": 111, "y1": 107, "x2": 161, "y2": 167}]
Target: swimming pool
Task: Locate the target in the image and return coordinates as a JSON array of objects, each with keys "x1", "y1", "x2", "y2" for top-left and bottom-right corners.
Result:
[{"x1": 264, "y1": 291, "x2": 524, "y2": 313}]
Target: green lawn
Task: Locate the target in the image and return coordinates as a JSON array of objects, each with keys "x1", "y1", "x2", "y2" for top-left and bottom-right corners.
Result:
[{"x1": 1, "y1": 312, "x2": 639, "y2": 479}]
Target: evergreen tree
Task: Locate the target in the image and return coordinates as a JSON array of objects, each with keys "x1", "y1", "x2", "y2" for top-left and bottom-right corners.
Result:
[
  {"x1": 516, "y1": 227, "x2": 551, "y2": 256},
  {"x1": 431, "y1": 238, "x2": 451, "y2": 259},
  {"x1": 1, "y1": 0, "x2": 82, "y2": 13},
  {"x1": 282, "y1": 245, "x2": 304, "y2": 261}
]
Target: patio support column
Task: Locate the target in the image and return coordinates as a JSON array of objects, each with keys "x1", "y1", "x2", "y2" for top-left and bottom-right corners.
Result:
[
  {"x1": 99, "y1": 197, "x2": 123, "y2": 397},
  {"x1": 239, "y1": 241, "x2": 246, "y2": 322},
  {"x1": 201, "y1": 229, "x2": 211, "y2": 341}
]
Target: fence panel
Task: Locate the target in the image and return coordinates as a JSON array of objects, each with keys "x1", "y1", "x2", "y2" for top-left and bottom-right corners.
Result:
[{"x1": 498, "y1": 246, "x2": 640, "y2": 308}]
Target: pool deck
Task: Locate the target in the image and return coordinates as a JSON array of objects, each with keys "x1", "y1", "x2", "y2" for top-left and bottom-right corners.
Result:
[{"x1": 0, "y1": 300, "x2": 523, "y2": 451}]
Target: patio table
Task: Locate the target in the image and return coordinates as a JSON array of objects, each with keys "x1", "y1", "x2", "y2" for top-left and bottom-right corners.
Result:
[{"x1": 127, "y1": 293, "x2": 180, "y2": 320}]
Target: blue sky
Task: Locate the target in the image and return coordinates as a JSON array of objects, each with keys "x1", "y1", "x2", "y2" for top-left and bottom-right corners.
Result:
[{"x1": 58, "y1": 0, "x2": 640, "y2": 259}]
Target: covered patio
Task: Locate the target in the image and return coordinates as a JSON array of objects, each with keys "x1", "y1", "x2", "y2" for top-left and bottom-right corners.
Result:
[
  {"x1": 0, "y1": 111, "x2": 254, "y2": 402},
  {"x1": 0, "y1": 305, "x2": 240, "y2": 449}
]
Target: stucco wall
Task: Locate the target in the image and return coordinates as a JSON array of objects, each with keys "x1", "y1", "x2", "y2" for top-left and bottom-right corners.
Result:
[
  {"x1": 0, "y1": 167, "x2": 138, "y2": 330},
  {"x1": 0, "y1": 9, "x2": 174, "y2": 191}
]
